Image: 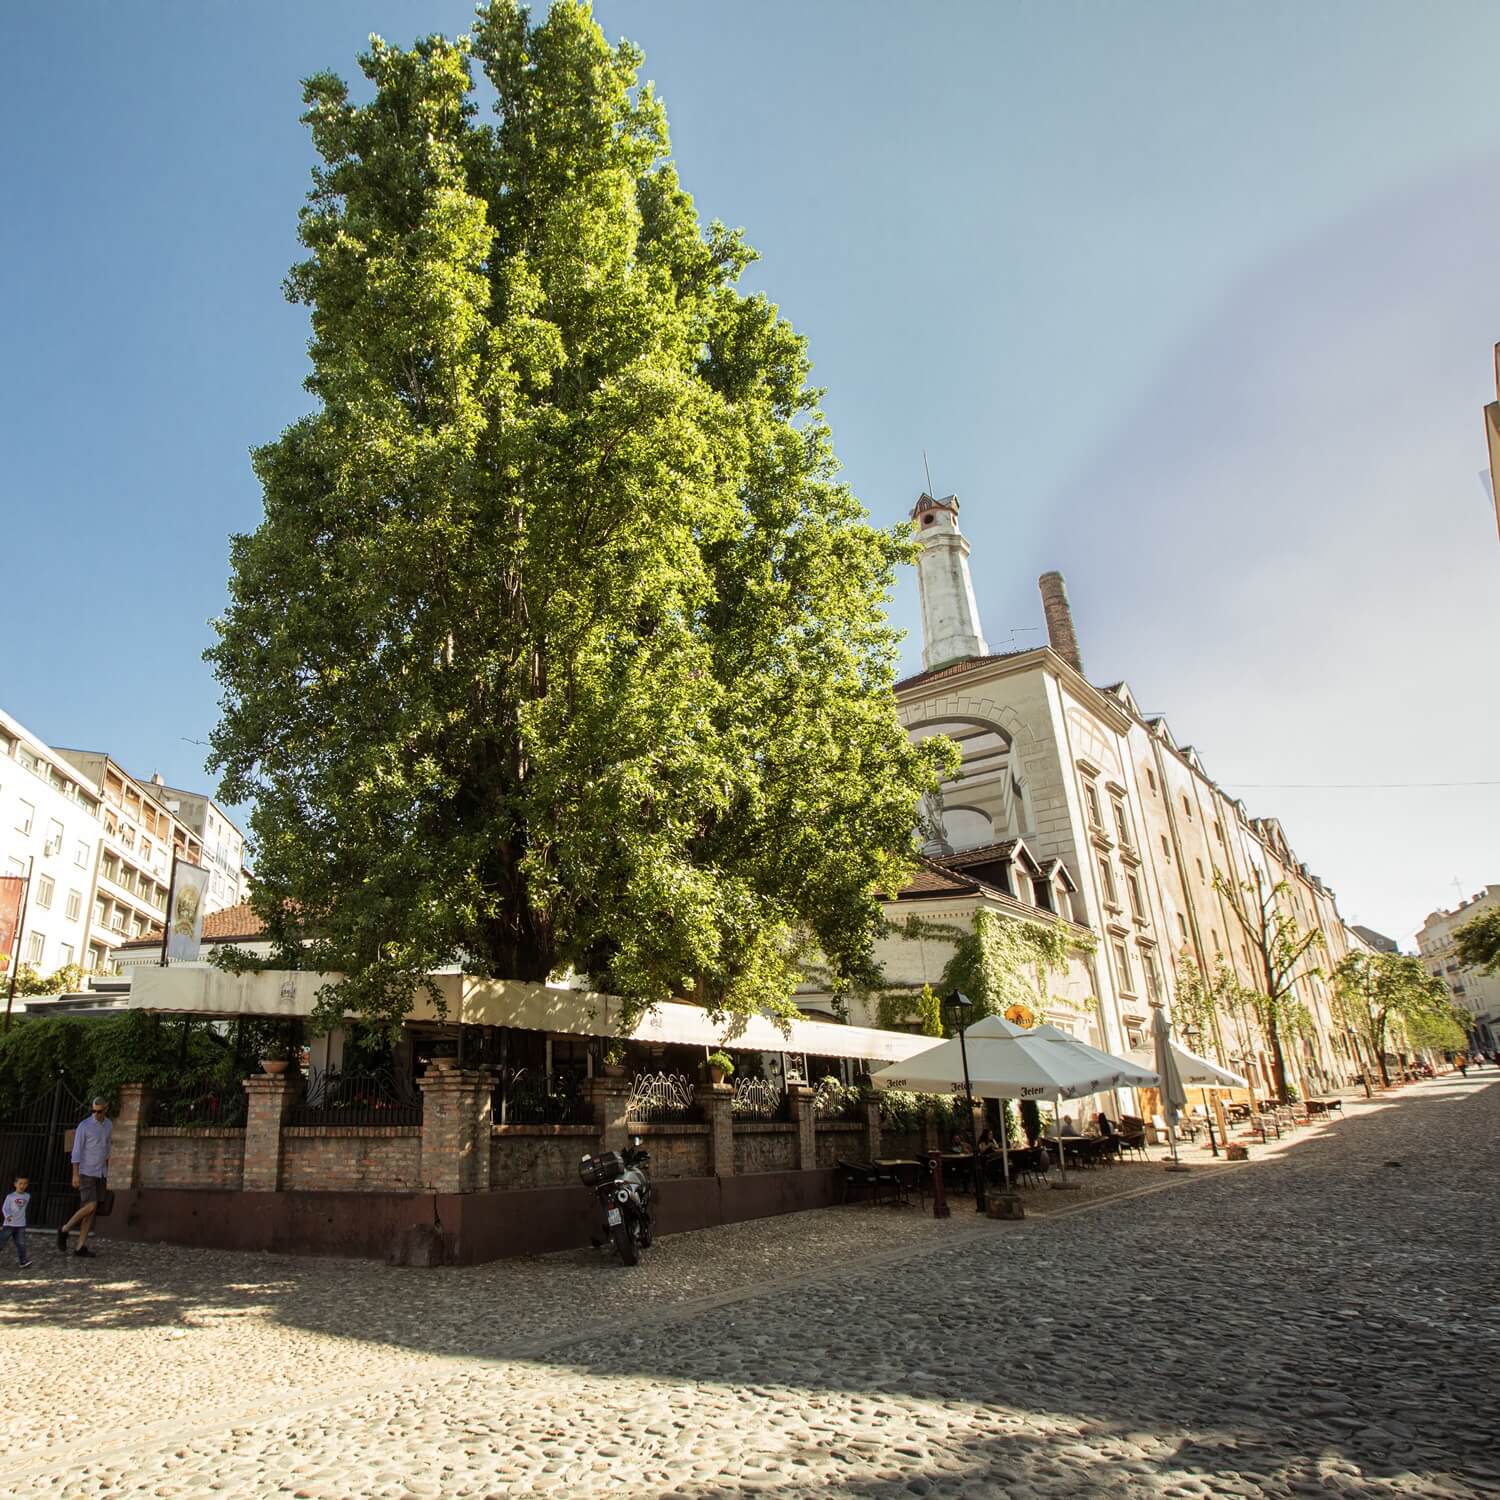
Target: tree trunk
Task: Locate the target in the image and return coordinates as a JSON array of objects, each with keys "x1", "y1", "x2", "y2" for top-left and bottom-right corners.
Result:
[{"x1": 1266, "y1": 1018, "x2": 1291, "y2": 1103}]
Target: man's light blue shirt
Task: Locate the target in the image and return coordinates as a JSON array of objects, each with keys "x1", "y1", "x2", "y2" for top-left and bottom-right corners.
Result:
[{"x1": 72, "y1": 1114, "x2": 112, "y2": 1176}]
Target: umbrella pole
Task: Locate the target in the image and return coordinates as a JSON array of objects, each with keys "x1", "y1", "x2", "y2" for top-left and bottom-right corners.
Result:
[
  {"x1": 1202, "y1": 1087, "x2": 1219, "y2": 1158},
  {"x1": 1000, "y1": 1114, "x2": 1011, "y2": 1190},
  {"x1": 1055, "y1": 1096, "x2": 1066, "y2": 1187}
]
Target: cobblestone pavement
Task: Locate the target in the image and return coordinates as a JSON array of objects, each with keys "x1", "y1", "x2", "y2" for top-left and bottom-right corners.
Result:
[{"x1": 5, "y1": 1075, "x2": 1497, "y2": 1497}]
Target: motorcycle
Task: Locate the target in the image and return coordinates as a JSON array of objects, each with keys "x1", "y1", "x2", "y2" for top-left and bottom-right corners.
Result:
[{"x1": 579, "y1": 1137, "x2": 653, "y2": 1265}]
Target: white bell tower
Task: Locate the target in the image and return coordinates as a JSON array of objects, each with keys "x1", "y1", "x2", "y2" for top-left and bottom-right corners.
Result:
[{"x1": 911, "y1": 493, "x2": 988, "y2": 670}]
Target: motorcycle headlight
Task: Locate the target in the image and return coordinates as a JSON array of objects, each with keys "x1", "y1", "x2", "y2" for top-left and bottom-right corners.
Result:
[{"x1": 615, "y1": 1188, "x2": 630, "y2": 1203}]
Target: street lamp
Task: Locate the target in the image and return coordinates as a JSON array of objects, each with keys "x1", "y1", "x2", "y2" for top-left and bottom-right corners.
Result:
[{"x1": 944, "y1": 990, "x2": 986, "y2": 1214}]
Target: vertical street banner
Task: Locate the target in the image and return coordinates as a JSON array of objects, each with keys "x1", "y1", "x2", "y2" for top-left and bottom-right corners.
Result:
[
  {"x1": 0, "y1": 875, "x2": 24, "y2": 975},
  {"x1": 163, "y1": 858, "x2": 211, "y2": 963}
]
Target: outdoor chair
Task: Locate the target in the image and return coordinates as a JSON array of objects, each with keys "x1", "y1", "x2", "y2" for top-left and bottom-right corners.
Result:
[
  {"x1": 836, "y1": 1158, "x2": 881, "y2": 1206},
  {"x1": 1116, "y1": 1118, "x2": 1148, "y2": 1161}
]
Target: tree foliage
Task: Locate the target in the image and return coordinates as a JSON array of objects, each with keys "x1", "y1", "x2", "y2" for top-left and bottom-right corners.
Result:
[
  {"x1": 1332, "y1": 950, "x2": 1454, "y2": 1085},
  {"x1": 1213, "y1": 871, "x2": 1323, "y2": 1102},
  {"x1": 5, "y1": 962, "x2": 85, "y2": 999},
  {"x1": 1453, "y1": 909, "x2": 1500, "y2": 975},
  {"x1": 207, "y1": 2, "x2": 950, "y2": 1036}
]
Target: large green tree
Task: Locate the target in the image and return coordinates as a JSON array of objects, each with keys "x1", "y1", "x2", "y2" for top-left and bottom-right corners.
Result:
[
  {"x1": 1453, "y1": 909, "x2": 1500, "y2": 975},
  {"x1": 1213, "y1": 871, "x2": 1324, "y2": 1102},
  {"x1": 208, "y1": 2, "x2": 948, "y2": 1034},
  {"x1": 1332, "y1": 950, "x2": 1455, "y2": 1085}
]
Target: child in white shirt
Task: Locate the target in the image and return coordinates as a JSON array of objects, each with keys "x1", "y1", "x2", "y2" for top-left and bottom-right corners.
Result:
[{"x1": 2, "y1": 1175, "x2": 31, "y2": 1268}]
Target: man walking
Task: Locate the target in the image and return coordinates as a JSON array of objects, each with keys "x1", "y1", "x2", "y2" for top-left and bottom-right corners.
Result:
[{"x1": 57, "y1": 1096, "x2": 111, "y2": 1258}]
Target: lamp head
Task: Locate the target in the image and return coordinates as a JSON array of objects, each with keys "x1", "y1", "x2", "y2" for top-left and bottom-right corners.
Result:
[{"x1": 945, "y1": 990, "x2": 974, "y2": 1012}]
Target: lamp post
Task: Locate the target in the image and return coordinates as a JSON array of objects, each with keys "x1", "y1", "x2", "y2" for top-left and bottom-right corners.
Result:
[{"x1": 944, "y1": 990, "x2": 986, "y2": 1214}]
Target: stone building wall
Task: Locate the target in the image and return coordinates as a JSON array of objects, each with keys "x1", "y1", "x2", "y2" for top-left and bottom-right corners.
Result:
[
  {"x1": 491, "y1": 1126, "x2": 600, "y2": 1189},
  {"x1": 632, "y1": 1124, "x2": 712, "y2": 1180},
  {"x1": 814, "y1": 1121, "x2": 866, "y2": 1170},
  {"x1": 281, "y1": 1127, "x2": 422, "y2": 1193},
  {"x1": 733, "y1": 1123, "x2": 797, "y2": 1176},
  {"x1": 139, "y1": 1128, "x2": 245, "y2": 1190}
]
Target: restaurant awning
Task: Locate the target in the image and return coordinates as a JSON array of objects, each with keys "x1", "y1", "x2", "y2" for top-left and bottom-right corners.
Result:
[{"x1": 125, "y1": 966, "x2": 933, "y2": 1066}]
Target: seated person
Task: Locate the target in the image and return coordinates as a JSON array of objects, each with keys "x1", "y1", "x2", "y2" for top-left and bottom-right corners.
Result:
[
  {"x1": 975, "y1": 1126, "x2": 1000, "y2": 1155},
  {"x1": 947, "y1": 1131, "x2": 972, "y2": 1154},
  {"x1": 1059, "y1": 1114, "x2": 1082, "y2": 1137},
  {"x1": 1095, "y1": 1111, "x2": 1116, "y2": 1137}
]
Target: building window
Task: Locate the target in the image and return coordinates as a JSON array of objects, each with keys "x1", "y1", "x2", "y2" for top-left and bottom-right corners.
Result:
[
  {"x1": 65, "y1": 889, "x2": 82, "y2": 921},
  {"x1": 59, "y1": 942, "x2": 74, "y2": 968},
  {"x1": 75, "y1": 840, "x2": 89, "y2": 868},
  {"x1": 1031, "y1": 877, "x2": 1053, "y2": 912},
  {"x1": 36, "y1": 875, "x2": 54, "y2": 909},
  {"x1": 1112, "y1": 939, "x2": 1133, "y2": 994},
  {"x1": 1195, "y1": 857, "x2": 1206, "y2": 883},
  {"x1": 1181, "y1": 794, "x2": 1193, "y2": 819},
  {"x1": 1126, "y1": 872, "x2": 1145, "y2": 921},
  {"x1": 1112, "y1": 798, "x2": 1134, "y2": 850},
  {"x1": 1082, "y1": 779, "x2": 1104, "y2": 830},
  {"x1": 46, "y1": 817, "x2": 64, "y2": 852},
  {"x1": 1143, "y1": 950, "x2": 1162, "y2": 1003},
  {"x1": 1177, "y1": 912, "x2": 1189, "y2": 942},
  {"x1": 94, "y1": 899, "x2": 107, "y2": 926},
  {"x1": 15, "y1": 799, "x2": 34, "y2": 835},
  {"x1": 26, "y1": 931, "x2": 44, "y2": 965},
  {"x1": 1211, "y1": 928, "x2": 1222, "y2": 957},
  {"x1": 1160, "y1": 835, "x2": 1171, "y2": 861},
  {"x1": 1145, "y1": 767, "x2": 1157, "y2": 794},
  {"x1": 1213, "y1": 820, "x2": 1224, "y2": 844},
  {"x1": 1097, "y1": 857, "x2": 1119, "y2": 907}
]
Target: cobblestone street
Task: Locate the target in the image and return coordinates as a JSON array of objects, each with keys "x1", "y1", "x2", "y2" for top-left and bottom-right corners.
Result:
[{"x1": 5, "y1": 1075, "x2": 1496, "y2": 1498}]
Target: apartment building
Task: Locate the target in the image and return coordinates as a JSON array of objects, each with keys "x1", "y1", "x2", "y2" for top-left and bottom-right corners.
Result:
[
  {"x1": 0, "y1": 710, "x2": 106, "y2": 976},
  {"x1": 146, "y1": 777, "x2": 248, "y2": 913},
  {"x1": 1416, "y1": 886, "x2": 1500, "y2": 1053}
]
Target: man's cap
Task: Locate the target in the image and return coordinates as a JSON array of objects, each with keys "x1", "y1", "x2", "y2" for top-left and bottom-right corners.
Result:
[{"x1": 91, "y1": 1096, "x2": 108, "y2": 1109}]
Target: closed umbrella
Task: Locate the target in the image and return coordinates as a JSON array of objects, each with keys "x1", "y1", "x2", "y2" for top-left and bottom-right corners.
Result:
[{"x1": 1151, "y1": 1004, "x2": 1190, "y2": 1168}]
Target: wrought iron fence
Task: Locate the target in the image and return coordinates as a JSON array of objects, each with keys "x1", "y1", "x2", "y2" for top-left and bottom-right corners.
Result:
[
  {"x1": 812, "y1": 1076, "x2": 865, "y2": 1121},
  {"x1": 145, "y1": 1080, "x2": 248, "y2": 1129},
  {"x1": 288, "y1": 1065, "x2": 422, "y2": 1127},
  {"x1": 730, "y1": 1076, "x2": 786, "y2": 1122},
  {"x1": 625, "y1": 1071, "x2": 701, "y2": 1123},
  {"x1": 492, "y1": 1068, "x2": 594, "y2": 1126}
]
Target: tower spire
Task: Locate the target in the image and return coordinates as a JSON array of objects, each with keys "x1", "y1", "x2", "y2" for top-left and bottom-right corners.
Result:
[{"x1": 911, "y1": 492, "x2": 988, "y2": 670}]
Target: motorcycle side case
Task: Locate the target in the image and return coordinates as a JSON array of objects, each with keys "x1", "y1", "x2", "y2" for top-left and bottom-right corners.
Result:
[{"x1": 579, "y1": 1151, "x2": 625, "y2": 1187}]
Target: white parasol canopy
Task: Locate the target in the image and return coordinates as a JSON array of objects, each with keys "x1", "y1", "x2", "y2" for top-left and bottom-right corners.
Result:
[
  {"x1": 870, "y1": 1016, "x2": 1159, "y2": 1187},
  {"x1": 1128, "y1": 1042, "x2": 1247, "y2": 1091},
  {"x1": 1151, "y1": 1004, "x2": 1190, "y2": 1166}
]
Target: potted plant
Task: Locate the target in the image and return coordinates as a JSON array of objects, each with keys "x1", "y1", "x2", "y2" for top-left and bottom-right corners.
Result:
[
  {"x1": 260, "y1": 1049, "x2": 290, "y2": 1077},
  {"x1": 706, "y1": 1051, "x2": 735, "y2": 1087}
]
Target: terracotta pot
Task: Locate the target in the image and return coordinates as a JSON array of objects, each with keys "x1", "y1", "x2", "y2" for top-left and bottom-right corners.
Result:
[
  {"x1": 261, "y1": 1059, "x2": 289, "y2": 1076},
  {"x1": 708, "y1": 1066, "x2": 727, "y2": 1087}
]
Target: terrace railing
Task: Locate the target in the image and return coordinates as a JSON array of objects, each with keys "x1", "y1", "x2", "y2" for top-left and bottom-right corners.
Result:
[
  {"x1": 812, "y1": 1076, "x2": 864, "y2": 1121},
  {"x1": 145, "y1": 1079, "x2": 248, "y2": 1129},
  {"x1": 288, "y1": 1065, "x2": 422, "y2": 1127},
  {"x1": 492, "y1": 1067, "x2": 595, "y2": 1127},
  {"x1": 625, "y1": 1071, "x2": 701, "y2": 1124},
  {"x1": 730, "y1": 1076, "x2": 786, "y2": 1122}
]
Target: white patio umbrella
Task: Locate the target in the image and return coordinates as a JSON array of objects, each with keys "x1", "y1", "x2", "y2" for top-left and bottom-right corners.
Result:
[
  {"x1": 1128, "y1": 1040, "x2": 1248, "y2": 1155},
  {"x1": 870, "y1": 1015, "x2": 1158, "y2": 1187},
  {"x1": 1025, "y1": 1023, "x2": 1162, "y2": 1183},
  {"x1": 1151, "y1": 1004, "x2": 1190, "y2": 1167}
]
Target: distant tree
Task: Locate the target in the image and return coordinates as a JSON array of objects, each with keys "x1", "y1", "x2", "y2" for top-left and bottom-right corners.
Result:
[
  {"x1": 8, "y1": 962, "x2": 85, "y2": 998},
  {"x1": 1332, "y1": 950, "x2": 1451, "y2": 1086},
  {"x1": 1213, "y1": 872, "x2": 1324, "y2": 1102},
  {"x1": 208, "y1": 2, "x2": 950, "y2": 1036},
  {"x1": 1453, "y1": 909, "x2": 1500, "y2": 975}
]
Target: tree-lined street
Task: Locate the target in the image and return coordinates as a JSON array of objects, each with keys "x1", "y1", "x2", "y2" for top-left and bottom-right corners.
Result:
[{"x1": 6, "y1": 1075, "x2": 1495, "y2": 1497}]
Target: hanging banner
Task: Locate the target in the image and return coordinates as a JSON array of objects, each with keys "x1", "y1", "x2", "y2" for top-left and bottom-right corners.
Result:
[
  {"x1": 163, "y1": 859, "x2": 211, "y2": 963},
  {"x1": 0, "y1": 875, "x2": 23, "y2": 974}
]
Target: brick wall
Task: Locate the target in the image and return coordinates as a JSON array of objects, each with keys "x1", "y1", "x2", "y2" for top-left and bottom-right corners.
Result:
[
  {"x1": 491, "y1": 1126, "x2": 600, "y2": 1189},
  {"x1": 632, "y1": 1123, "x2": 711, "y2": 1179},
  {"x1": 881, "y1": 1130, "x2": 924, "y2": 1159},
  {"x1": 281, "y1": 1127, "x2": 422, "y2": 1193},
  {"x1": 139, "y1": 1128, "x2": 245, "y2": 1190},
  {"x1": 814, "y1": 1121, "x2": 866, "y2": 1170},
  {"x1": 734, "y1": 1123, "x2": 797, "y2": 1175}
]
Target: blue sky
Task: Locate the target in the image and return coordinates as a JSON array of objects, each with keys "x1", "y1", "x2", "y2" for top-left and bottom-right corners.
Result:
[{"x1": 3, "y1": 1, "x2": 1497, "y2": 943}]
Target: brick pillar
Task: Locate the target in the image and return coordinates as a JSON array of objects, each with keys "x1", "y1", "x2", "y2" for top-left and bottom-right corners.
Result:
[
  {"x1": 788, "y1": 1083, "x2": 816, "y2": 1170},
  {"x1": 112, "y1": 1083, "x2": 154, "y2": 1188},
  {"x1": 863, "y1": 1092, "x2": 883, "y2": 1162},
  {"x1": 590, "y1": 1073, "x2": 632, "y2": 1155},
  {"x1": 418, "y1": 1066, "x2": 494, "y2": 1194},
  {"x1": 698, "y1": 1084, "x2": 734, "y2": 1177},
  {"x1": 242, "y1": 1074, "x2": 296, "y2": 1192}
]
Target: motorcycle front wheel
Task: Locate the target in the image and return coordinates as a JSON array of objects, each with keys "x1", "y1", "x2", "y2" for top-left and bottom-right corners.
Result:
[
  {"x1": 611, "y1": 1221, "x2": 639, "y2": 1265},
  {"x1": 638, "y1": 1215, "x2": 653, "y2": 1248}
]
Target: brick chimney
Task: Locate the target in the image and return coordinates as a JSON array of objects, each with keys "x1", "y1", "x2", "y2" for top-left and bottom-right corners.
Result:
[{"x1": 1039, "y1": 572, "x2": 1084, "y2": 676}]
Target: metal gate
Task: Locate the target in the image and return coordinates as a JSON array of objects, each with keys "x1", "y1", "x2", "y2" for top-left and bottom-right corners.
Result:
[{"x1": 0, "y1": 1079, "x2": 85, "y2": 1228}]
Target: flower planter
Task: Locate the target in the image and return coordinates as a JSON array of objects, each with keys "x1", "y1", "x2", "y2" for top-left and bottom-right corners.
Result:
[
  {"x1": 261, "y1": 1059, "x2": 289, "y2": 1076},
  {"x1": 1225, "y1": 1143, "x2": 1249, "y2": 1161}
]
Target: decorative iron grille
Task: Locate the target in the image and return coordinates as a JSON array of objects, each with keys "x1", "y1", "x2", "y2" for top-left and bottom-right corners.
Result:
[
  {"x1": 492, "y1": 1068, "x2": 594, "y2": 1126},
  {"x1": 625, "y1": 1071, "x2": 700, "y2": 1123},
  {"x1": 145, "y1": 1080, "x2": 248, "y2": 1129},
  {"x1": 288, "y1": 1066, "x2": 422, "y2": 1127},
  {"x1": 730, "y1": 1076, "x2": 785, "y2": 1122},
  {"x1": 812, "y1": 1076, "x2": 864, "y2": 1121}
]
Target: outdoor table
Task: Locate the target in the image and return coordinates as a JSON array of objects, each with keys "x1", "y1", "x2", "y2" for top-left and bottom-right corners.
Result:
[
  {"x1": 874, "y1": 1158, "x2": 923, "y2": 1208},
  {"x1": 937, "y1": 1152, "x2": 975, "y2": 1190}
]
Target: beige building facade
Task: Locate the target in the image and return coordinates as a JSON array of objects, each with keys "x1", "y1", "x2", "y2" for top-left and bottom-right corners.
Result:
[
  {"x1": 815, "y1": 493, "x2": 1369, "y2": 1101},
  {"x1": 1416, "y1": 886, "x2": 1500, "y2": 1052}
]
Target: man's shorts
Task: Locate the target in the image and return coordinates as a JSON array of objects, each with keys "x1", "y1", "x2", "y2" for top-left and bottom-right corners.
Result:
[{"x1": 78, "y1": 1174, "x2": 105, "y2": 1206}]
